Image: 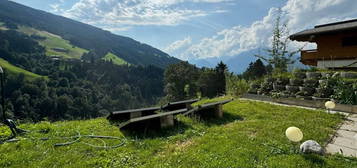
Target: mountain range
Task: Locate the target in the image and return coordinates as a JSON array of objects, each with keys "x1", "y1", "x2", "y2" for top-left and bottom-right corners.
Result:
[
  {"x1": 190, "y1": 50, "x2": 259, "y2": 73},
  {"x1": 190, "y1": 48, "x2": 307, "y2": 74}
]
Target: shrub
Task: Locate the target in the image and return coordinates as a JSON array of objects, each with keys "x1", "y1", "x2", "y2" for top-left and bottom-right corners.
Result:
[
  {"x1": 226, "y1": 78, "x2": 249, "y2": 97},
  {"x1": 259, "y1": 81, "x2": 273, "y2": 95},
  {"x1": 314, "y1": 77, "x2": 337, "y2": 98},
  {"x1": 332, "y1": 79, "x2": 357, "y2": 105},
  {"x1": 247, "y1": 80, "x2": 262, "y2": 94}
]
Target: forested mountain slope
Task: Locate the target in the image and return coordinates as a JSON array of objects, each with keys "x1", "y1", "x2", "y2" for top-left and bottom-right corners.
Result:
[
  {"x1": 0, "y1": 0, "x2": 180, "y2": 67},
  {"x1": 0, "y1": 1, "x2": 180, "y2": 121},
  {"x1": 0, "y1": 26, "x2": 166, "y2": 121}
]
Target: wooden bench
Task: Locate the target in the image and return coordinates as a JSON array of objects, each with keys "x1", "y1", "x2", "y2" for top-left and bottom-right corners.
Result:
[
  {"x1": 161, "y1": 98, "x2": 199, "y2": 111},
  {"x1": 119, "y1": 108, "x2": 188, "y2": 130},
  {"x1": 107, "y1": 99, "x2": 199, "y2": 121},
  {"x1": 108, "y1": 99, "x2": 232, "y2": 131},
  {"x1": 107, "y1": 106, "x2": 160, "y2": 121},
  {"x1": 183, "y1": 99, "x2": 233, "y2": 118}
]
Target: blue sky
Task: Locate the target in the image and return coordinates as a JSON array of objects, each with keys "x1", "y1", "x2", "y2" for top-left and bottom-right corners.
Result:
[{"x1": 10, "y1": 0, "x2": 357, "y2": 66}]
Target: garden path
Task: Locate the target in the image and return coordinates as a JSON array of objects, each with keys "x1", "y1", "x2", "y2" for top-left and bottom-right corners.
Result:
[{"x1": 325, "y1": 114, "x2": 357, "y2": 157}]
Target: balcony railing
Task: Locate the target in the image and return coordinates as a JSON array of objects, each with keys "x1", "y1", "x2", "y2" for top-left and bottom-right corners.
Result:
[{"x1": 300, "y1": 49, "x2": 318, "y2": 66}]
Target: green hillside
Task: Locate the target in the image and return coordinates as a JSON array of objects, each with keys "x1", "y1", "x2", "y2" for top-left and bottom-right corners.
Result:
[
  {"x1": 1, "y1": 98, "x2": 355, "y2": 167},
  {"x1": 102, "y1": 52, "x2": 129, "y2": 66},
  {"x1": 0, "y1": 58, "x2": 44, "y2": 80},
  {"x1": 17, "y1": 26, "x2": 88, "y2": 59},
  {"x1": 0, "y1": 22, "x2": 7, "y2": 31}
]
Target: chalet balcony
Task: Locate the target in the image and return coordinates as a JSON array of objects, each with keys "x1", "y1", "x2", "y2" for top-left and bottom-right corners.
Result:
[{"x1": 300, "y1": 49, "x2": 318, "y2": 66}]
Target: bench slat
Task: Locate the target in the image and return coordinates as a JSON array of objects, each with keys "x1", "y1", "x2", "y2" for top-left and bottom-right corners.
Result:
[
  {"x1": 130, "y1": 108, "x2": 187, "y2": 122},
  {"x1": 199, "y1": 99, "x2": 233, "y2": 109},
  {"x1": 111, "y1": 106, "x2": 160, "y2": 115},
  {"x1": 183, "y1": 99, "x2": 233, "y2": 116},
  {"x1": 119, "y1": 108, "x2": 188, "y2": 128}
]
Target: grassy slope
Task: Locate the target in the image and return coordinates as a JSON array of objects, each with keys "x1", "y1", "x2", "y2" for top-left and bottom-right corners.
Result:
[
  {"x1": 0, "y1": 58, "x2": 44, "y2": 80},
  {"x1": 102, "y1": 52, "x2": 129, "y2": 66},
  {"x1": 0, "y1": 98, "x2": 356, "y2": 167},
  {"x1": 17, "y1": 26, "x2": 88, "y2": 59}
]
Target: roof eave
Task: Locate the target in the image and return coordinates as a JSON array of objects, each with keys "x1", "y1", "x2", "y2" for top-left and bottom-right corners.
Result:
[
  {"x1": 289, "y1": 29, "x2": 316, "y2": 42},
  {"x1": 289, "y1": 34, "x2": 315, "y2": 42},
  {"x1": 290, "y1": 26, "x2": 357, "y2": 42}
]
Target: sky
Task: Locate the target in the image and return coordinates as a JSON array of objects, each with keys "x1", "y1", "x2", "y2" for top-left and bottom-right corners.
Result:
[{"x1": 10, "y1": 0, "x2": 357, "y2": 67}]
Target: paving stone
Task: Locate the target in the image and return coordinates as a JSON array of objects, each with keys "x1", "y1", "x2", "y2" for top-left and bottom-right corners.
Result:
[
  {"x1": 333, "y1": 137, "x2": 357, "y2": 150},
  {"x1": 336, "y1": 129, "x2": 357, "y2": 139},
  {"x1": 340, "y1": 122, "x2": 357, "y2": 132},
  {"x1": 347, "y1": 115, "x2": 357, "y2": 122},
  {"x1": 329, "y1": 110, "x2": 349, "y2": 116},
  {"x1": 326, "y1": 144, "x2": 357, "y2": 157},
  {"x1": 326, "y1": 121, "x2": 357, "y2": 157}
]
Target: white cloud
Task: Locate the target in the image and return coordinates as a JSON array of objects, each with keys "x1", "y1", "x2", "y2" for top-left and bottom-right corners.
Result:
[
  {"x1": 102, "y1": 26, "x2": 132, "y2": 32},
  {"x1": 58, "y1": 0, "x2": 229, "y2": 31},
  {"x1": 50, "y1": 3, "x2": 61, "y2": 13},
  {"x1": 179, "y1": 8, "x2": 277, "y2": 60},
  {"x1": 138, "y1": 0, "x2": 231, "y2": 6},
  {"x1": 165, "y1": 36, "x2": 192, "y2": 54},
  {"x1": 50, "y1": 0, "x2": 66, "y2": 13},
  {"x1": 180, "y1": 0, "x2": 357, "y2": 60}
]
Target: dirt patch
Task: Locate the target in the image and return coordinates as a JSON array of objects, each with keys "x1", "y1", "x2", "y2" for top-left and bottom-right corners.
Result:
[
  {"x1": 156, "y1": 139, "x2": 195, "y2": 158},
  {"x1": 175, "y1": 139, "x2": 194, "y2": 151}
]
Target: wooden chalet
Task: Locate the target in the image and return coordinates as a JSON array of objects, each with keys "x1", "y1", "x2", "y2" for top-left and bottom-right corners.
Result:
[{"x1": 290, "y1": 19, "x2": 357, "y2": 69}]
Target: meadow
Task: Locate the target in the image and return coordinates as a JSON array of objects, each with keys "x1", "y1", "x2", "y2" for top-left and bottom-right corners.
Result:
[{"x1": 0, "y1": 98, "x2": 356, "y2": 167}]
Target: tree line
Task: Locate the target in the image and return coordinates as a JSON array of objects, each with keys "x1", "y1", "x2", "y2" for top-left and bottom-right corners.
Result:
[{"x1": 163, "y1": 61, "x2": 227, "y2": 101}]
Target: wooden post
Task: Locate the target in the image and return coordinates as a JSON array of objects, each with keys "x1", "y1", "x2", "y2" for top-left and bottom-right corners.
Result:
[
  {"x1": 186, "y1": 103, "x2": 193, "y2": 110},
  {"x1": 214, "y1": 105, "x2": 223, "y2": 118},
  {"x1": 130, "y1": 111, "x2": 142, "y2": 119},
  {"x1": 160, "y1": 115, "x2": 174, "y2": 128}
]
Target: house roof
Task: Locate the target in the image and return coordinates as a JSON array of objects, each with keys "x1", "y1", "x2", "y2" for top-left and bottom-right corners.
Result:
[{"x1": 289, "y1": 19, "x2": 357, "y2": 41}]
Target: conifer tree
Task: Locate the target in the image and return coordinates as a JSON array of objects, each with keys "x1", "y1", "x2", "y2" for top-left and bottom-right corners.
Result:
[{"x1": 255, "y1": 10, "x2": 300, "y2": 72}]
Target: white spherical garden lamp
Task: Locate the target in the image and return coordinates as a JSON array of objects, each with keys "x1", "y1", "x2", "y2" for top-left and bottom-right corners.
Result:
[
  {"x1": 325, "y1": 101, "x2": 336, "y2": 109},
  {"x1": 285, "y1": 127, "x2": 303, "y2": 142}
]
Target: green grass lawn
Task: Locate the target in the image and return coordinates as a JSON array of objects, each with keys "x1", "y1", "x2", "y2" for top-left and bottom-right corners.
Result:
[
  {"x1": 17, "y1": 26, "x2": 88, "y2": 59},
  {"x1": 0, "y1": 58, "x2": 45, "y2": 80},
  {"x1": 102, "y1": 52, "x2": 129, "y2": 66},
  {"x1": 0, "y1": 98, "x2": 356, "y2": 167}
]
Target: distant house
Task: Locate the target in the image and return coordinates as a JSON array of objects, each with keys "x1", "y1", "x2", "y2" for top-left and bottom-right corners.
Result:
[
  {"x1": 290, "y1": 19, "x2": 357, "y2": 69},
  {"x1": 50, "y1": 55, "x2": 62, "y2": 61}
]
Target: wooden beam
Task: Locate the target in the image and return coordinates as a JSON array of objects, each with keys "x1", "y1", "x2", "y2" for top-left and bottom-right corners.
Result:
[
  {"x1": 214, "y1": 104, "x2": 223, "y2": 118},
  {"x1": 182, "y1": 99, "x2": 233, "y2": 118},
  {"x1": 119, "y1": 108, "x2": 188, "y2": 129},
  {"x1": 162, "y1": 98, "x2": 199, "y2": 111},
  {"x1": 107, "y1": 106, "x2": 160, "y2": 120}
]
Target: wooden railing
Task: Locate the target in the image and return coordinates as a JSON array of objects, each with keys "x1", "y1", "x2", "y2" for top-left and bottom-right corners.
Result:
[
  {"x1": 300, "y1": 49, "x2": 318, "y2": 66},
  {"x1": 301, "y1": 49, "x2": 317, "y2": 59}
]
